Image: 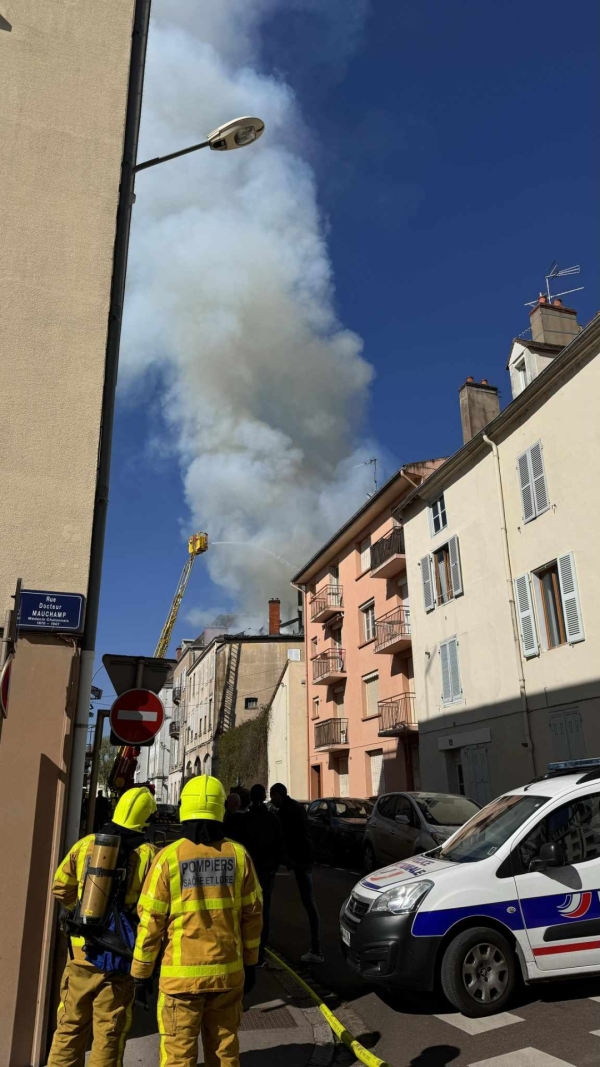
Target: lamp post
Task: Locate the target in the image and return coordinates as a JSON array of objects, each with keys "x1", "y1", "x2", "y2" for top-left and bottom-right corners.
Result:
[{"x1": 63, "y1": 1, "x2": 265, "y2": 849}]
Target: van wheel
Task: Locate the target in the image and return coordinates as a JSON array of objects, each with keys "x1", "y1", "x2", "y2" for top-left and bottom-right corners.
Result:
[
  {"x1": 363, "y1": 843, "x2": 377, "y2": 873},
  {"x1": 440, "y1": 927, "x2": 517, "y2": 1017}
]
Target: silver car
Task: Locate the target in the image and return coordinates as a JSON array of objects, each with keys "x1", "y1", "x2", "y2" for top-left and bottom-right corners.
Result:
[{"x1": 362, "y1": 791, "x2": 480, "y2": 872}]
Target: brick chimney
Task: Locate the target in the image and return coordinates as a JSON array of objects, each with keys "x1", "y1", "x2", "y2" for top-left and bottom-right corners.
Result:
[
  {"x1": 459, "y1": 378, "x2": 500, "y2": 444},
  {"x1": 268, "y1": 598, "x2": 281, "y2": 635},
  {"x1": 175, "y1": 645, "x2": 182, "y2": 661},
  {"x1": 529, "y1": 296, "x2": 581, "y2": 347}
]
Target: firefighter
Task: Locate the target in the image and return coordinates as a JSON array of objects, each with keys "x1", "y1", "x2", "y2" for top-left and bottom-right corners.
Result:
[
  {"x1": 48, "y1": 786, "x2": 158, "y2": 1067},
  {"x1": 131, "y1": 775, "x2": 262, "y2": 1067}
]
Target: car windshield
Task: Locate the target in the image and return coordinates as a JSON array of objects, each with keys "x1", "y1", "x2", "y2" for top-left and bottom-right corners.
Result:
[
  {"x1": 413, "y1": 793, "x2": 480, "y2": 826},
  {"x1": 333, "y1": 799, "x2": 373, "y2": 818},
  {"x1": 439, "y1": 793, "x2": 548, "y2": 863}
]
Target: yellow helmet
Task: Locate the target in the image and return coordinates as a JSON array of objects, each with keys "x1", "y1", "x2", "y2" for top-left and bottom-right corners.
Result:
[
  {"x1": 180, "y1": 775, "x2": 226, "y2": 823},
  {"x1": 113, "y1": 787, "x2": 157, "y2": 832}
]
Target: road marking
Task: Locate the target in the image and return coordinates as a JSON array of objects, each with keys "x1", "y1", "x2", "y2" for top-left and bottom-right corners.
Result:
[
  {"x1": 468, "y1": 1050, "x2": 577, "y2": 1067},
  {"x1": 590, "y1": 996, "x2": 600, "y2": 1003},
  {"x1": 435, "y1": 1011, "x2": 524, "y2": 1035},
  {"x1": 590, "y1": 1030, "x2": 600, "y2": 1037}
]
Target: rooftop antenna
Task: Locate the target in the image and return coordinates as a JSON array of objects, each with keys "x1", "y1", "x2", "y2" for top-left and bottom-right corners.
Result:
[
  {"x1": 525, "y1": 262, "x2": 584, "y2": 308},
  {"x1": 354, "y1": 457, "x2": 378, "y2": 496}
]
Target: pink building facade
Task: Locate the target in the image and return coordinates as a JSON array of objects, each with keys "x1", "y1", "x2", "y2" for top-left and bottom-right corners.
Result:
[{"x1": 294, "y1": 460, "x2": 444, "y2": 801}]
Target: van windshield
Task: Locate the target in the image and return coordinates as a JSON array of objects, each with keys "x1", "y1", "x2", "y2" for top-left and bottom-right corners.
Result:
[{"x1": 439, "y1": 793, "x2": 548, "y2": 863}]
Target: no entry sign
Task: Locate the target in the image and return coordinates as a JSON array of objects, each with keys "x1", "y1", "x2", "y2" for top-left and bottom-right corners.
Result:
[{"x1": 109, "y1": 688, "x2": 165, "y2": 745}]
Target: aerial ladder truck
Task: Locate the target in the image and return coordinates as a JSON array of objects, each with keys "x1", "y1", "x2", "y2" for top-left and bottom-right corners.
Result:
[{"x1": 108, "y1": 532, "x2": 208, "y2": 792}]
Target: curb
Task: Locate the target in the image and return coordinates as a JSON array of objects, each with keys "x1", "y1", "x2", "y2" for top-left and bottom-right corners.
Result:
[{"x1": 268, "y1": 959, "x2": 336, "y2": 1066}]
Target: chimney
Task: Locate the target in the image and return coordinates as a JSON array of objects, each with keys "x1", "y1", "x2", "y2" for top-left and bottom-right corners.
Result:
[
  {"x1": 175, "y1": 645, "x2": 182, "y2": 661},
  {"x1": 268, "y1": 598, "x2": 281, "y2": 636},
  {"x1": 529, "y1": 296, "x2": 581, "y2": 347},
  {"x1": 459, "y1": 378, "x2": 500, "y2": 444}
]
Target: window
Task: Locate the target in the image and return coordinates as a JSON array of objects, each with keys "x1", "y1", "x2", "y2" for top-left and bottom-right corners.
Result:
[
  {"x1": 549, "y1": 708, "x2": 584, "y2": 762},
  {"x1": 333, "y1": 686, "x2": 345, "y2": 716},
  {"x1": 518, "y1": 793, "x2": 600, "y2": 872},
  {"x1": 440, "y1": 637, "x2": 462, "y2": 705},
  {"x1": 429, "y1": 494, "x2": 447, "y2": 536},
  {"x1": 515, "y1": 551, "x2": 584, "y2": 656},
  {"x1": 376, "y1": 794, "x2": 398, "y2": 820},
  {"x1": 210, "y1": 657, "x2": 214, "y2": 680},
  {"x1": 513, "y1": 357, "x2": 530, "y2": 395},
  {"x1": 421, "y1": 536, "x2": 462, "y2": 611},
  {"x1": 288, "y1": 648, "x2": 301, "y2": 661},
  {"x1": 361, "y1": 599, "x2": 376, "y2": 642},
  {"x1": 362, "y1": 672, "x2": 379, "y2": 718},
  {"x1": 359, "y1": 537, "x2": 371, "y2": 573},
  {"x1": 440, "y1": 794, "x2": 547, "y2": 864},
  {"x1": 245, "y1": 696, "x2": 258, "y2": 710},
  {"x1": 311, "y1": 636, "x2": 318, "y2": 656},
  {"x1": 369, "y1": 750, "x2": 384, "y2": 794},
  {"x1": 311, "y1": 697, "x2": 320, "y2": 719},
  {"x1": 517, "y1": 441, "x2": 549, "y2": 523}
]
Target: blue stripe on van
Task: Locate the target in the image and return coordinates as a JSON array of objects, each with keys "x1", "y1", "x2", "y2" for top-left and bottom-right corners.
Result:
[{"x1": 413, "y1": 900, "x2": 524, "y2": 937}]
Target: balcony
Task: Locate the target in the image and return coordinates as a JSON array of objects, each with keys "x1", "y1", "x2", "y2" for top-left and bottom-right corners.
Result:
[
  {"x1": 315, "y1": 717, "x2": 349, "y2": 751},
  {"x1": 378, "y1": 693, "x2": 417, "y2": 736},
  {"x1": 374, "y1": 607, "x2": 411, "y2": 655},
  {"x1": 169, "y1": 719, "x2": 181, "y2": 739},
  {"x1": 370, "y1": 527, "x2": 406, "y2": 579},
  {"x1": 310, "y1": 584, "x2": 344, "y2": 623},
  {"x1": 312, "y1": 649, "x2": 346, "y2": 686},
  {"x1": 172, "y1": 685, "x2": 182, "y2": 705}
]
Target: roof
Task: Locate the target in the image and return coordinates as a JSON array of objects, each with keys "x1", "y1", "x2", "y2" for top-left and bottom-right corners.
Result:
[
  {"x1": 291, "y1": 458, "x2": 446, "y2": 586},
  {"x1": 396, "y1": 312, "x2": 600, "y2": 515},
  {"x1": 506, "y1": 336, "x2": 564, "y2": 369}
]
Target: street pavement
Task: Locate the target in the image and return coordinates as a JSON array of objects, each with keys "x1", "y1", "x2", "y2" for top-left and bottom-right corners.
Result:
[{"x1": 269, "y1": 861, "x2": 600, "y2": 1067}]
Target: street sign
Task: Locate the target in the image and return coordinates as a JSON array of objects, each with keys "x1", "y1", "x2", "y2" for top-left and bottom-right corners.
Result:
[
  {"x1": 18, "y1": 589, "x2": 85, "y2": 633},
  {"x1": 109, "y1": 688, "x2": 165, "y2": 746},
  {"x1": 102, "y1": 654, "x2": 176, "y2": 696}
]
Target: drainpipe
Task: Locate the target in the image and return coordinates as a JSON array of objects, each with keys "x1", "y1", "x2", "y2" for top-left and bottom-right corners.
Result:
[{"x1": 482, "y1": 434, "x2": 535, "y2": 774}]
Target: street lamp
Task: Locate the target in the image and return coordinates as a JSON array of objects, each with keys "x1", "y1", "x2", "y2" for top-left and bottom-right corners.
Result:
[{"x1": 134, "y1": 115, "x2": 265, "y2": 172}]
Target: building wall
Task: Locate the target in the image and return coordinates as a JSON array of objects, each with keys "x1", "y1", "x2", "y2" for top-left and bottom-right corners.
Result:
[
  {"x1": 267, "y1": 660, "x2": 309, "y2": 798},
  {"x1": 404, "y1": 335, "x2": 600, "y2": 802},
  {"x1": 233, "y1": 639, "x2": 304, "y2": 726}
]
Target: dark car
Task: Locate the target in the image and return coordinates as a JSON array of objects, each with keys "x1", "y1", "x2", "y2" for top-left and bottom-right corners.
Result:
[
  {"x1": 307, "y1": 797, "x2": 373, "y2": 861},
  {"x1": 155, "y1": 803, "x2": 179, "y2": 823},
  {"x1": 362, "y1": 791, "x2": 480, "y2": 871}
]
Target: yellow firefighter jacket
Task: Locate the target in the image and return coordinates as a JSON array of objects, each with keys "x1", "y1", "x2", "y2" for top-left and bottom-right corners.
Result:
[
  {"x1": 52, "y1": 834, "x2": 157, "y2": 965},
  {"x1": 131, "y1": 837, "x2": 262, "y2": 994}
]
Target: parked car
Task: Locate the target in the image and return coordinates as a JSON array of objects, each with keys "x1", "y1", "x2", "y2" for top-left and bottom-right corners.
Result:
[
  {"x1": 307, "y1": 798, "x2": 373, "y2": 861},
  {"x1": 155, "y1": 803, "x2": 179, "y2": 823},
  {"x1": 363, "y1": 791, "x2": 480, "y2": 871}
]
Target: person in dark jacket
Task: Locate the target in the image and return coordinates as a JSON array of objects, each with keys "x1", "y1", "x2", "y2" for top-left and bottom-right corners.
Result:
[
  {"x1": 270, "y1": 783, "x2": 323, "y2": 963},
  {"x1": 242, "y1": 784, "x2": 283, "y2": 965}
]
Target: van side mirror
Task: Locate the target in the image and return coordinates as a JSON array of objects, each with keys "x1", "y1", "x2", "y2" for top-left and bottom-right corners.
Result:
[{"x1": 529, "y1": 841, "x2": 566, "y2": 872}]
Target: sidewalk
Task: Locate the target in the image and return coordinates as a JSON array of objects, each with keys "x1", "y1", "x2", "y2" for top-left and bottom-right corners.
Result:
[{"x1": 123, "y1": 961, "x2": 335, "y2": 1067}]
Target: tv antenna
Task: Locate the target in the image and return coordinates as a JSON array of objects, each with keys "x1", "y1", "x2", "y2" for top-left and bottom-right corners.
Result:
[
  {"x1": 525, "y1": 262, "x2": 583, "y2": 308},
  {"x1": 354, "y1": 457, "x2": 378, "y2": 496}
]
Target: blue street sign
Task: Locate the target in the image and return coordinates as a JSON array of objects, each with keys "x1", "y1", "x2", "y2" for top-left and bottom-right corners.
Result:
[{"x1": 18, "y1": 589, "x2": 85, "y2": 633}]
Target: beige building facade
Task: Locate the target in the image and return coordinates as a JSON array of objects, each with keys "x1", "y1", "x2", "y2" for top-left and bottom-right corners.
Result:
[
  {"x1": 399, "y1": 303, "x2": 600, "y2": 805},
  {"x1": 267, "y1": 659, "x2": 309, "y2": 798},
  {"x1": 0, "y1": 3, "x2": 141, "y2": 1064}
]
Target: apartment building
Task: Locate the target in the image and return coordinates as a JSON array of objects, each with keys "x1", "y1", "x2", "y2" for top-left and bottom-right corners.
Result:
[
  {"x1": 134, "y1": 680, "x2": 174, "y2": 802},
  {"x1": 293, "y1": 460, "x2": 445, "y2": 801},
  {"x1": 398, "y1": 300, "x2": 600, "y2": 804}
]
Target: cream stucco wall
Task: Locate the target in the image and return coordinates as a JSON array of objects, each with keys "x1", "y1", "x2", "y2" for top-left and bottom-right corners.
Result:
[
  {"x1": 267, "y1": 660, "x2": 308, "y2": 798},
  {"x1": 0, "y1": 0, "x2": 135, "y2": 609}
]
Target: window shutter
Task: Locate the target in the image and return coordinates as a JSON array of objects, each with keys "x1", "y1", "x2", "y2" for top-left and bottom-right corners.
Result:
[
  {"x1": 557, "y1": 552, "x2": 585, "y2": 644},
  {"x1": 448, "y1": 637, "x2": 462, "y2": 701},
  {"x1": 421, "y1": 554, "x2": 435, "y2": 612},
  {"x1": 514, "y1": 573, "x2": 539, "y2": 657},
  {"x1": 529, "y1": 441, "x2": 549, "y2": 516},
  {"x1": 440, "y1": 641, "x2": 451, "y2": 703},
  {"x1": 448, "y1": 535, "x2": 463, "y2": 597},
  {"x1": 428, "y1": 506, "x2": 435, "y2": 538},
  {"x1": 517, "y1": 450, "x2": 535, "y2": 523}
]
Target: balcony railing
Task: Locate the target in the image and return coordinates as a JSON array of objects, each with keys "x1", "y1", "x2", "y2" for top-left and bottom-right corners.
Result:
[
  {"x1": 312, "y1": 649, "x2": 346, "y2": 685},
  {"x1": 374, "y1": 607, "x2": 411, "y2": 654},
  {"x1": 172, "y1": 685, "x2": 182, "y2": 705},
  {"x1": 310, "y1": 584, "x2": 344, "y2": 622},
  {"x1": 370, "y1": 527, "x2": 406, "y2": 579},
  {"x1": 378, "y1": 693, "x2": 416, "y2": 735},
  {"x1": 315, "y1": 717, "x2": 349, "y2": 750},
  {"x1": 169, "y1": 719, "x2": 181, "y2": 739}
]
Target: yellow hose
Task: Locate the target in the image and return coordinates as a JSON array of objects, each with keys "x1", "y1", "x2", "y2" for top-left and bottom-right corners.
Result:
[{"x1": 265, "y1": 948, "x2": 393, "y2": 1067}]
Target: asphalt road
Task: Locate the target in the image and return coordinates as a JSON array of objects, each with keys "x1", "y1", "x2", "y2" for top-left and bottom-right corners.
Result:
[{"x1": 270, "y1": 861, "x2": 600, "y2": 1067}]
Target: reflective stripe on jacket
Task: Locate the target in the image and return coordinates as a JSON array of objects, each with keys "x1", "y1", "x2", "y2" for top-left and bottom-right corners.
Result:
[
  {"x1": 131, "y1": 838, "x2": 263, "y2": 994},
  {"x1": 52, "y1": 834, "x2": 157, "y2": 965}
]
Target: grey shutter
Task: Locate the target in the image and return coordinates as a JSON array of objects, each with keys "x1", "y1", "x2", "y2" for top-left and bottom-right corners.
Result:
[
  {"x1": 440, "y1": 641, "x2": 451, "y2": 703},
  {"x1": 529, "y1": 441, "x2": 549, "y2": 516},
  {"x1": 420, "y1": 554, "x2": 435, "y2": 612},
  {"x1": 514, "y1": 573, "x2": 539, "y2": 657},
  {"x1": 448, "y1": 637, "x2": 462, "y2": 700},
  {"x1": 448, "y1": 535, "x2": 463, "y2": 597},
  {"x1": 517, "y1": 450, "x2": 535, "y2": 523},
  {"x1": 557, "y1": 552, "x2": 585, "y2": 644}
]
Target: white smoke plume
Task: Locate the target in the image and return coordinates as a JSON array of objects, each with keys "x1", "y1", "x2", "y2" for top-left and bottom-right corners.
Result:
[{"x1": 121, "y1": 0, "x2": 378, "y2": 624}]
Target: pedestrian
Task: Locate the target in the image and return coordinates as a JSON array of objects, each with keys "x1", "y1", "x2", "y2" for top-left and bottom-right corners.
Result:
[
  {"x1": 93, "y1": 789, "x2": 111, "y2": 832},
  {"x1": 269, "y1": 783, "x2": 323, "y2": 963},
  {"x1": 48, "y1": 787, "x2": 158, "y2": 1067},
  {"x1": 131, "y1": 774, "x2": 263, "y2": 1067},
  {"x1": 243, "y1": 784, "x2": 283, "y2": 965}
]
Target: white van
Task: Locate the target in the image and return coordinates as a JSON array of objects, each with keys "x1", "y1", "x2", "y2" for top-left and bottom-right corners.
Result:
[{"x1": 340, "y1": 759, "x2": 600, "y2": 1016}]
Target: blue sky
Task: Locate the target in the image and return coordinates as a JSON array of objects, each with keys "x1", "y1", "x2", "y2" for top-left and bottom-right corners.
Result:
[{"x1": 94, "y1": 0, "x2": 597, "y2": 707}]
